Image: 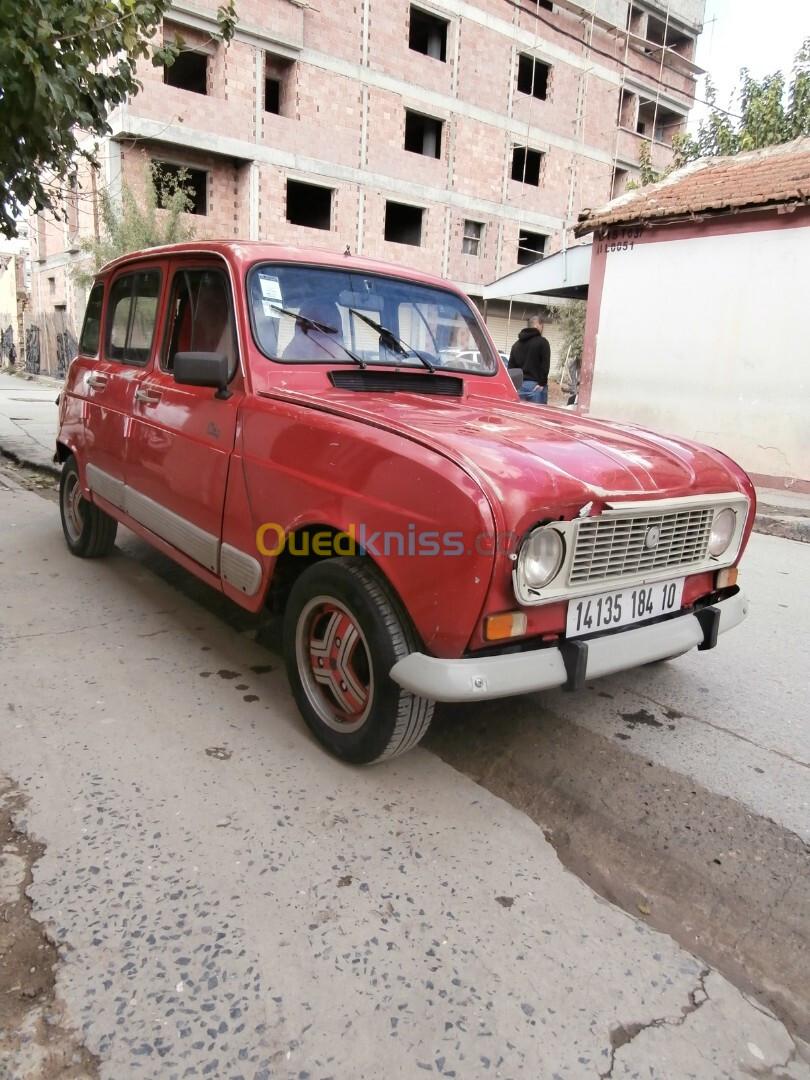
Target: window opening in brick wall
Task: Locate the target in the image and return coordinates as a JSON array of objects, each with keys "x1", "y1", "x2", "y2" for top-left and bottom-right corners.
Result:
[
  {"x1": 265, "y1": 78, "x2": 280, "y2": 114},
  {"x1": 517, "y1": 54, "x2": 550, "y2": 100},
  {"x1": 409, "y1": 7, "x2": 447, "y2": 61},
  {"x1": 404, "y1": 111, "x2": 443, "y2": 158},
  {"x1": 619, "y1": 89, "x2": 637, "y2": 128},
  {"x1": 517, "y1": 231, "x2": 547, "y2": 266},
  {"x1": 462, "y1": 220, "x2": 483, "y2": 256},
  {"x1": 645, "y1": 15, "x2": 695, "y2": 60},
  {"x1": 531, "y1": 0, "x2": 554, "y2": 11},
  {"x1": 637, "y1": 101, "x2": 683, "y2": 145},
  {"x1": 611, "y1": 168, "x2": 629, "y2": 200},
  {"x1": 511, "y1": 147, "x2": 543, "y2": 186},
  {"x1": 152, "y1": 161, "x2": 208, "y2": 216},
  {"x1": 164, "y1": 51, "x2": 208, "y2": 95},
  {"x1": 48, "y1": 276, "x2": 55, "y2": 294},
  {"x1": 385, "y1": 202, "x2": 423, "y2": 247},
  {"x1": 265, "y1": 54, "x2": 295, "y2": 116},
  {"x1": 286, "y1": 180, "x2": 333, "y2": 231},
  {"x1": 627, "y1": 5, "x2": 645, "y2": 35}
]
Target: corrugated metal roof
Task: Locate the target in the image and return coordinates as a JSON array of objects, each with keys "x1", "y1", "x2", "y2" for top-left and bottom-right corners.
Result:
[{"x1": 575, "y1": 136, "x2": 810, "y2": 235}]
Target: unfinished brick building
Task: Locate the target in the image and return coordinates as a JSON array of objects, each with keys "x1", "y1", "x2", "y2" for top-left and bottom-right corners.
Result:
[{"x1": 30, "y1": 0, "x2": 705, "y2": 369}]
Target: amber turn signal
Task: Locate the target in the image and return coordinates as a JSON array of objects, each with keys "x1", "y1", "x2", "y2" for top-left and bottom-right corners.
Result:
[
  {"x1": 484, "y1": 611, "x2": 528, "y2": 641},
  {"x1": 715, "y1": 567, "x2": 738, "y2": 588}
]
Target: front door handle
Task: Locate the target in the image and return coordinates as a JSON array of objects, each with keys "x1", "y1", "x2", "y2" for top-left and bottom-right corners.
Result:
[
  {"x1": 86, "y1": 374, "x2": 108, "y2": 390},
  {"x1": 134, "y1": 388, "x2": 162, "y2": 405}
]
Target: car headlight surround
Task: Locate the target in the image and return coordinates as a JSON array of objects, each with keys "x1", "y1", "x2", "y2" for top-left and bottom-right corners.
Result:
[
  {"x1": 518, "y1": 526, "x2": 565, "y2": 590},
  {"x1": 708, "y1": 507, "x2": 736, "y2": 557}
]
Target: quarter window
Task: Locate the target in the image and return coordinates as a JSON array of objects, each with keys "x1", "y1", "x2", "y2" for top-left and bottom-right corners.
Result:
[
  {"x1": 79, "y1": 283, "x2": 104, "y2": 356},
  {"x1": 105, "y1": 271, "x2": 162, "y2": 365}
]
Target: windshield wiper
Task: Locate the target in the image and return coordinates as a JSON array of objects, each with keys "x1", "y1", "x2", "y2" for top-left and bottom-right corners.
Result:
[
  {"x1": 348, "y1": 309, "x2": 435, "y2": 373},
  {"x1": 269, "y1": 303, "x2": 366, "y2": 367}
]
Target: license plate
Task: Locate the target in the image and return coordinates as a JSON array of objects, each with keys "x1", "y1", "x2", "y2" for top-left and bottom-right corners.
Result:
[{"x1": 566, "y1": 577, "x2": 685, "y2": 639}]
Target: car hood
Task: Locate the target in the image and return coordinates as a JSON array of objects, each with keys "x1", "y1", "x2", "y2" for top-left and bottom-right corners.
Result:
[{"x1": 264, "y1": 387, "x2": 752, "y2": 526}]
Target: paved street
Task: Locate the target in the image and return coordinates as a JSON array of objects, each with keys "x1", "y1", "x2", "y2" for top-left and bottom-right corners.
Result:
[
  {"x1": 1, "y1": 457, "x2": 809, "y2": 1076},
  {"x1": 0, "y1": 373, "x2": 61, "y2": 474}
]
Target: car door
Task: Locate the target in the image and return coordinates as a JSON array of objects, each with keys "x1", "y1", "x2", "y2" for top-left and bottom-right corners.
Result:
[
  {"x1": 124, "y1": 261, "x2": 243, "y2": 576},
  {"x1": 74, "y1": 267, "x2": 164, "y2": 512}
]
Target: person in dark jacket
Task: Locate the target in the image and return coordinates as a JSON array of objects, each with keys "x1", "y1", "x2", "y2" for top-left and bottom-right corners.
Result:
[{"x1": 508, "y1": 315, "x2": 550, "y2": 404}]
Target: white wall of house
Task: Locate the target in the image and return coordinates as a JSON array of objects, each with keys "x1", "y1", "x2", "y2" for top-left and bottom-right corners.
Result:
[{"x1": 588, "y1": 221, "x2": 810, "y2": 484}]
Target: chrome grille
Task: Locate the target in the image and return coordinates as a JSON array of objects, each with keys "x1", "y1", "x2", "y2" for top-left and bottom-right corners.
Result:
[{"x1": 569, "y1": 507, "x2": 715, "y2": 587}]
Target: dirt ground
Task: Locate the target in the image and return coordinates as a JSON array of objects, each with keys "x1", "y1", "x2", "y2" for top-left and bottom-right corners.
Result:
[{"x1": 0, "y1": 779, "x2": 99, "y2": 1079}]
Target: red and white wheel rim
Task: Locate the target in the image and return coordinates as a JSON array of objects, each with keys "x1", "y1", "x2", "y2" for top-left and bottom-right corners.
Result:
[{"x1": 295, "y1": 596, "x2": 373, "y2": 732}]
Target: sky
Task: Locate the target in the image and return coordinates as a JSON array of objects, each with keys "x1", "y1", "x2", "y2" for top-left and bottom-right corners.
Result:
[{"x1": 689, "y1": 0, "x2": 809, "y2": 129}]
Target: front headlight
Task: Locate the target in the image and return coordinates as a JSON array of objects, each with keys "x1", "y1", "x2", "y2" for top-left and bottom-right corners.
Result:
[
  {"x1": 518, "y1": 527, "x2": 564, "y2": 589},
  {"x1": 708, "y1": 507, "x2": 736, "y2": 556}
]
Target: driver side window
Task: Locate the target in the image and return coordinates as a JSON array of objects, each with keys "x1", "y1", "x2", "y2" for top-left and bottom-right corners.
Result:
[{"x1": 163, "y1": 268, "x2": 237, "y2": 374}]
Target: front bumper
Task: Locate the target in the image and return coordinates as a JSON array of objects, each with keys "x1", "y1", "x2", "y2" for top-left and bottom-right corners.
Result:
[{"x1": 389, "y1": 591, "x2": 748, "y2": 703}]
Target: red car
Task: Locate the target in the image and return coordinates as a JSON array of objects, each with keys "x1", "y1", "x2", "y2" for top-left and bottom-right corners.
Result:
[{"x1": 57, "y1": 242, "x2": 754, "y2": 763}]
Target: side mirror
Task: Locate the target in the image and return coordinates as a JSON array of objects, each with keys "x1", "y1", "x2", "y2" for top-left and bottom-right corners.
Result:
[
  {"x1": 173, "y1": 352, "x2": 232, "y2": 400},
  {"x1": 508, "y1": 367, "x2": 524, "y2": 392}
]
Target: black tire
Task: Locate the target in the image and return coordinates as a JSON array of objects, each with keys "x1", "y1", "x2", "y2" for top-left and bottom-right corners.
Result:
[
  {"x1": 283, "y1": 557, "x2": 434, "y2": 764},
  {"x1": 59, "y1": 456, "x2": 118, "y2": 558}
]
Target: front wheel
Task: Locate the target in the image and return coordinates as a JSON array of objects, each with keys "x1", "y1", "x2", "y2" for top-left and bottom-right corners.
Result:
[
  {"x1": 283, "y1": 557, "x2": 434, "y2": 763},
  {"x1": 59, "y1": 456, "x2": 118, "y2": 558}
]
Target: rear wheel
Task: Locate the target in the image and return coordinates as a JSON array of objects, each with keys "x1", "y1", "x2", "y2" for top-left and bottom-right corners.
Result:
[
  {"x1": 59, "y1": 456, "x2": 118, "y2": 558},
  {"x1": 283, "y1": 557, "x2": 434, "y2": 763}
]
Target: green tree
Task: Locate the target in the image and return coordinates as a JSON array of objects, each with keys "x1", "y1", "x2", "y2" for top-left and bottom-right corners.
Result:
[
  {"x1": 633, "y1": 37, "x2": 810, "y2": 185},
  {"x1": 0, "y1": 0, "x2": 236, "y2": 238},
  {"x1": 75, "y1": 158, "x2": 196, "y2": 286},
  {"x1": 548, "y1": 299, "x2": 587, "y2": 382}
]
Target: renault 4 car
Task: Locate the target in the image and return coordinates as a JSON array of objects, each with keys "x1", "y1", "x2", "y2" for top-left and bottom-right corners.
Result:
[{"x1": 57, "y1": 242, "x2": 754, "y2": 763}]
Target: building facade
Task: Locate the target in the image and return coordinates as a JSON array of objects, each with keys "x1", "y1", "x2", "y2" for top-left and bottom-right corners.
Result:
[{"x1": 30, "y1": 0, "x2": 705, "y2": 370}]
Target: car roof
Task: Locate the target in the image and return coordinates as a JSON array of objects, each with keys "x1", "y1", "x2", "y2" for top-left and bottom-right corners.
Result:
[{"x1": 95, "y1": 240, "x2": 465, "y2": 296}]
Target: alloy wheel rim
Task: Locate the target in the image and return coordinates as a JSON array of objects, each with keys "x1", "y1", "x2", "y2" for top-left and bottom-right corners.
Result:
[
  {"x1": 63, "y1": 473, "x2": 84, "y2": 543},
  {"x1": 296, "y1": 596, "x2": 373, "y2": 733}
]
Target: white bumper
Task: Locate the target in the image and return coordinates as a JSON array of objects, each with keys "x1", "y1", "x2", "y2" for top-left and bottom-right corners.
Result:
[{"x1": 390, "y1": 592, "x2": 748, "y2": 703}]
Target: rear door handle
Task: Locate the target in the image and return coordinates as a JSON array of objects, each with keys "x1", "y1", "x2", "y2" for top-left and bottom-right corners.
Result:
[
  {"x1": 134, "y1": 388, "x2": 162, "y2": 405},
  {"x1": 86, "y1": 374, "x2": 108, "y2": 390}
]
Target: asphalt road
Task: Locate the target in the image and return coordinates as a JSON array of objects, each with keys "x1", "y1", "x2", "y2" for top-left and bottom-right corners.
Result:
[{"x1": 1, "y1": 467, "x2": 808, "y2": 1079}]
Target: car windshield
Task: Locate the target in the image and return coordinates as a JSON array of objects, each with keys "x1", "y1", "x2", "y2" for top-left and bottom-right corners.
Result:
[{"x1": 247, "y1": 263, "x2": 498, "y2": 374}]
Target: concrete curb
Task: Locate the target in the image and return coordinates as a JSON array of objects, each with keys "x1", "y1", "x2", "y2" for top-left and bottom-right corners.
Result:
[
  {"x1": 0, "y1": 445, "x2": 62, "y2": 479},
  {"x1": 754, "y1": 512, "x2": 810, "y2": 544}
]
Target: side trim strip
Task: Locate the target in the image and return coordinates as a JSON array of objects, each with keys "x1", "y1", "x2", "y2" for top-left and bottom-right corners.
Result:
[
  {"x1": 221, "y1": 544, "x2": 262, "y2": 596},
  {"x1": 123, "y1": 487, "x2": 219, "y2": 572},
  {"x1": 86, "y1": 463, "x2": 125, "y2": 510},
  {"x1": 85, "y1": 465, "x2": 263, "y2": 592}
]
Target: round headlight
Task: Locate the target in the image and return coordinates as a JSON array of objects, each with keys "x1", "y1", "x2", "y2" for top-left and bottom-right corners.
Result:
[
  {"x1": 708, "y1": 507, "x2": 736, "y2": 556},
  {"x1": 519, "y1": 527, "x2": 564, "y2": 589}
]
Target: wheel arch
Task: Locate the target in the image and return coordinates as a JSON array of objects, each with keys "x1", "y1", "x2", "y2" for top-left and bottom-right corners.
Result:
[
  {"x1": 55, "y1": 440, "x2": 76, "y2": 464},
  {"x1": 265, "y1": 522, "x2": 421, "y2": 641}
]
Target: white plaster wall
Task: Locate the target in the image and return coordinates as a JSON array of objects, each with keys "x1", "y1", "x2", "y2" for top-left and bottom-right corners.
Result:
[{"x1": 588, "y1": 224, "x2": 810, "y2": 483}]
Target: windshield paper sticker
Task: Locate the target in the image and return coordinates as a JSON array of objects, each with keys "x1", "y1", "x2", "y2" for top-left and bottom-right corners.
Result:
[{"x1": 257, "y1": 273, "x2": 282, "y2": 315}]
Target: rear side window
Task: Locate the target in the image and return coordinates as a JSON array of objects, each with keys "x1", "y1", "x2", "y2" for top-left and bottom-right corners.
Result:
[
  {"x1": 79, "y1": 283, "x2": 104, "y2": 356},
  {"x1": 105, "y1": 270, "x2": 162, "y2": 365}
]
